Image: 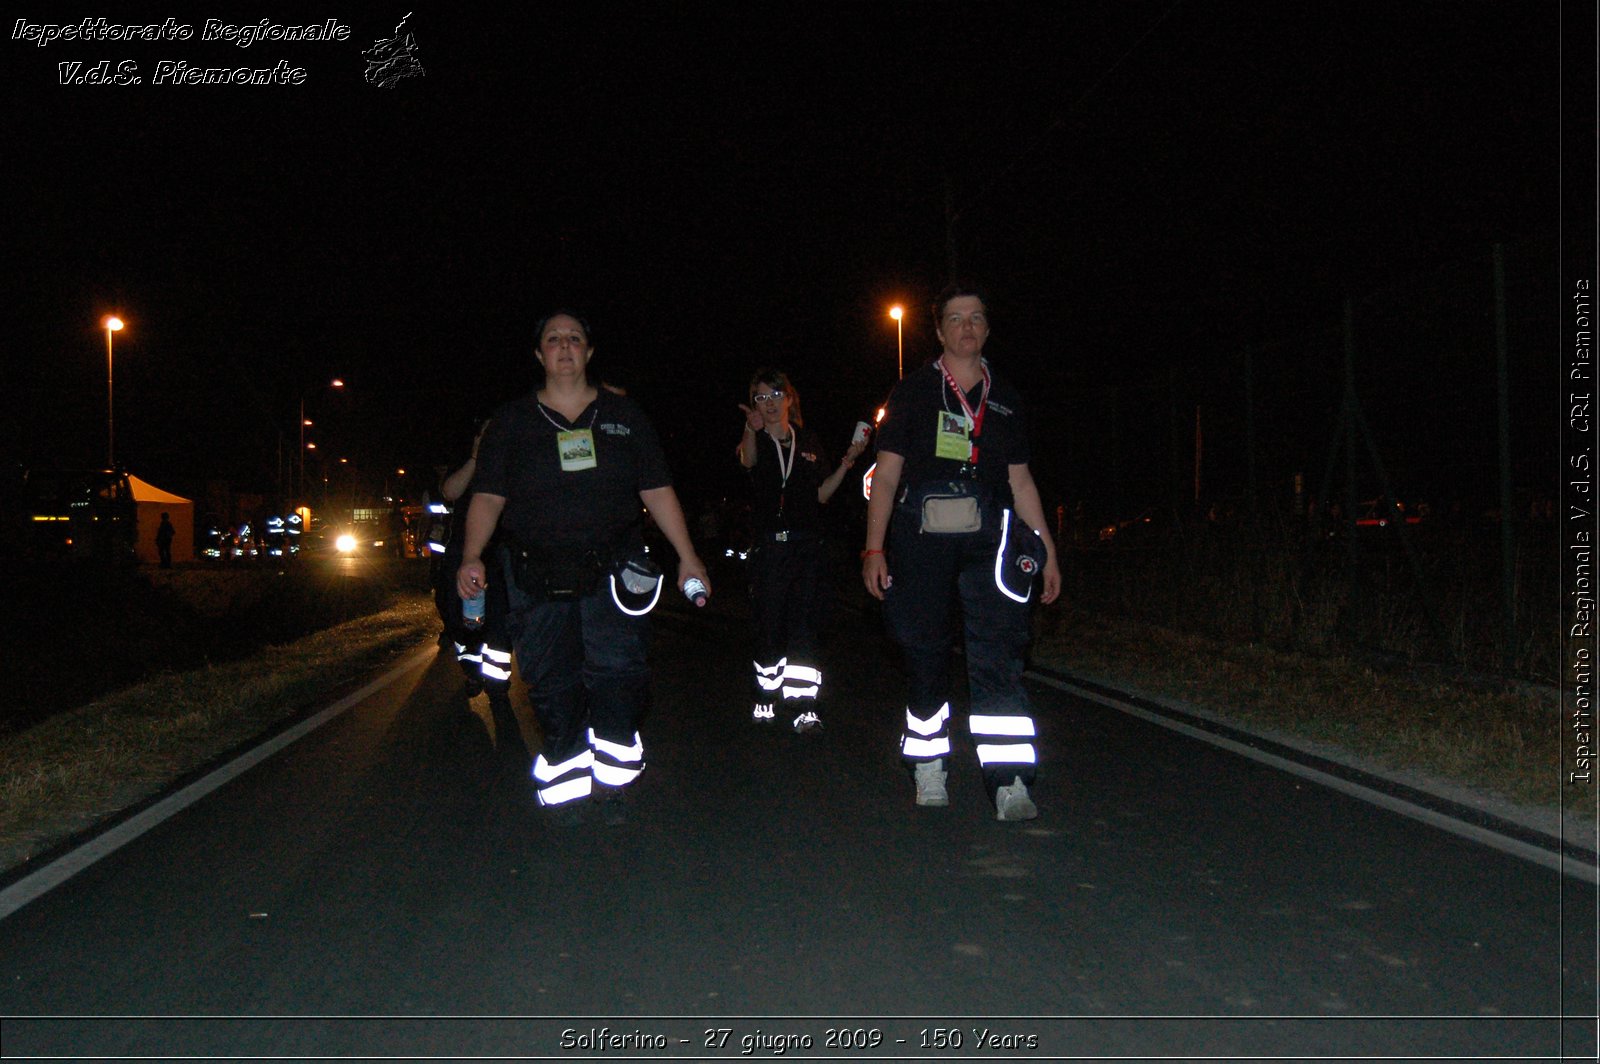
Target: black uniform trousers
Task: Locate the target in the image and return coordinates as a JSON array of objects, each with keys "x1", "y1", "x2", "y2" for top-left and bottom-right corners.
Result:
[
  {"x1": 432, "y1": 540, "x2": 513, "y2": 694},
  {"x1": 883, "y1": 513, "x2": 1038, "y2": 796},
  {"x1": 748, "y1": 531, "x2": 824, "y2": 705},
  {"x1": 500, "y1": 548, "x2": 650, "y2": 806}
]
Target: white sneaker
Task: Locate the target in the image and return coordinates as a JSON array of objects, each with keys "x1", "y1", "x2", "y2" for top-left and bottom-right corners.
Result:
[
  {"x1": 914, "y1": 759, "x2": 949, "y2": 807},
  {"x1": 791, "y1": 710, "x2": 823, "y2": 733},
  {"x1": 995, "y1": 776, "x2": 1038, "y2": 821},
  {"x1": 751, "y1": 703, "x2": 776, "y2": 722}
]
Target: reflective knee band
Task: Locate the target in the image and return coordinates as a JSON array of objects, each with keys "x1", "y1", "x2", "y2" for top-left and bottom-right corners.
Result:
[
  {"x1": 781, "y1": 662, "x2": 821, "y2": 702},
  {"x1": 480, "y1": 645, "x2": 513, "y2": 682},
  {"x1": 754, "y1": 659, "x2": 785, "y2": 695},
  {"x1": 589, "y1": 729, "x2": 645, "y2": 787},
  {"x1": 901, "y1": 702, "x2": 952, "y2": 760},
  {"x1": 970, "y1": 713, "x2": 1037, "y2": 767},
  {"x1": 533, "y1": 749, "x2": 594, "y2": 806}
]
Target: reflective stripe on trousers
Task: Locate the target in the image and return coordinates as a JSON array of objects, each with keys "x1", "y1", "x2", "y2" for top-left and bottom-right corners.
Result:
[
  {"x1": 590, "y1": 728, "x2": 644, "y2": 787},
  {"x1": 970, "y1": 712, "x2": 1037, "y2": 769},
  {"x1": 900, "y1": 702, "x2": 952, "y2": 761},
  {"x1": 480, "y1": 645, "x2": 514, "y2": 683},
  {"x1": 781, "y1": 662, "x2": 821, "y2": 702},
  {"x1": 753, "y1": 658, "x2": 785, "y2": 697},
  {"x1": 533, "y1": 748, "x2": 594, "y2": 806}
]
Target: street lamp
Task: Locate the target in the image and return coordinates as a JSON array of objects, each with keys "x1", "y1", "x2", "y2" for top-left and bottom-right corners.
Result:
[
  {"x1": 298, "y1": 378, "x2": 345, "y2": 500},
  {"x1": 888, "y1": 305, "x2": 904, "y2": 379},
  {"x1": 103, "y1": 316, "x2": 124, "y2": 467}
]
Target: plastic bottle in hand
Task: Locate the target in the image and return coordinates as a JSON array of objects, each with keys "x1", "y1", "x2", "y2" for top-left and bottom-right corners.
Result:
[
  {"x1": 682, "y1": 577, "x2": 708, "y2": 607},
  {"x1": 463, "y1": 589, "x2": 486, "y2": 629}
]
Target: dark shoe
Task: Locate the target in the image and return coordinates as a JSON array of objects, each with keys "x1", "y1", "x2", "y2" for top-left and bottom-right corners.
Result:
[
  {"x1": 548, "y1": 801, "x2": 586, "y2": 829},
  {"x1": 599, "y1": 789, "x2": 629, "y2": 826}
]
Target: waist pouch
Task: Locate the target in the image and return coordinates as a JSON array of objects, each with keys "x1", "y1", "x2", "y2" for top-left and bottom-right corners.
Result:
[
  {"x1": 508, "y1": 542, "x2": 608, "y2": 602},
  {"x1": 994, "y1": 508, "x2": 1045, "y2": 603},
  {"x1": 899, "y1": 479, "x2": 998, "y2": 535}
]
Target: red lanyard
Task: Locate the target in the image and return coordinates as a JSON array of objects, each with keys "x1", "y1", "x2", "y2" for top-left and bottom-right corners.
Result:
[{"x1": 938, "y1": 357, "x2": 991, "y2": 463}]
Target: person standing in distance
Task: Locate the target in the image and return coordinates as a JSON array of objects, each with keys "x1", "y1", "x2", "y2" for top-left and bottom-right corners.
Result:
[
  {"x1": 456, "y1": 310, "x2": 710, "y2": 824},
  {"x1": 737, "y1": 368, "x2": 867, "y2": 732},
  {"x1": 861, "y1": 284, "x2": 1061, "y2": 821}
]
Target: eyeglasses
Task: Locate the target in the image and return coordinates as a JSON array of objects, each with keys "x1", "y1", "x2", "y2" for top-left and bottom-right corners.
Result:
[{"x1": 752, "y1": 390, "x2": 785, "y2": 404}]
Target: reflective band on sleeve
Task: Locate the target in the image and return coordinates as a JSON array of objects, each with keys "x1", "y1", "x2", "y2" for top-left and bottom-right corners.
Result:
[
  {"x1": 905, "y1": 702, "x2": 951, "y2": 736},
  {"x1": 976, "y1": 742, "x2": 1037, "y2": 766},
  {"x1": 536, "y1": 775, "x2": 593, "y2": 806},
  {"x1": 969, "y1": 714, "x2": 1036, "y2": 738},
  {"x1": 902, "y1": 734, "x2": 953, "y2": 759}
]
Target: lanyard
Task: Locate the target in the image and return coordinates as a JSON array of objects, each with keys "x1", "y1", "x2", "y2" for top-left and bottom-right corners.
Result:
[
  {"x1": 770, "y1": 428, "x2": 796, "y2": 518},
  {"x1": 937, "y1": 357, "x2": 991, "y2": 463},
  {"x1": 535, "y1": 399, "x2": 599, "y2": 432}
]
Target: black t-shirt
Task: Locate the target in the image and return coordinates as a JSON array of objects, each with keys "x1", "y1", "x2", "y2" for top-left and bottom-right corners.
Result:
[
  {"x1": 747, "y1": 423, "x2": 833, "y2": 537},
  {"x1": 474, "y1": 390, "x2": 673, "y2": 549},
  {"x1": 875, "y1": 359, "x2": 1030, "y2": 504}
]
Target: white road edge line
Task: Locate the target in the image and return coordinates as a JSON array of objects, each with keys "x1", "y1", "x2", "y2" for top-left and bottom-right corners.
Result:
[
  {"x1": 1032, "y1": 672, "x2": 1599, "y2": 885},
  {"x1": 0, "y1": 643, "x2": 439, "y2": 922}
]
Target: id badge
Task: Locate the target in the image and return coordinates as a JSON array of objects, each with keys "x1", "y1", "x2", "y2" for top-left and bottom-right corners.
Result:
[
  {"x1": 934, "y1": 411, "x2": 973, "y2": 461},
  {"x1": 557, "y1": 429, "x2": 598, "y2": 472}
]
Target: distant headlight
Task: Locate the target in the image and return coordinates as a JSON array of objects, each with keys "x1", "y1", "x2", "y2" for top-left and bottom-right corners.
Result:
[{"x1": 336, "y1": 534, "x2": 358, "y2": 553}]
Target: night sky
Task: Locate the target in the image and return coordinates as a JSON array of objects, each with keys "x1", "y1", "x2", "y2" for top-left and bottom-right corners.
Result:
[{"x1": 3, "y1": 2, "x2": 1580, "y2": 522}]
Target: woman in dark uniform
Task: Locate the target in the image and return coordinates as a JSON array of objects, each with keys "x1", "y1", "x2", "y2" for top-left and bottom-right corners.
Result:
[
  {"x1": 457, "y1": 310, "x2": 709, "y2": 823},
  {"x1": 861, "y1": 285, "x2": 1060, "y2": 821},
  {"x1": 737, "y1": 368, "x2": 866, "y2": 732}
]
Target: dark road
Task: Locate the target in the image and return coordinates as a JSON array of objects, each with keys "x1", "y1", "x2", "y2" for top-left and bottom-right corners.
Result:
[{"x1": 0, "y1": 588, "x2": 1593, "y2": 1060}]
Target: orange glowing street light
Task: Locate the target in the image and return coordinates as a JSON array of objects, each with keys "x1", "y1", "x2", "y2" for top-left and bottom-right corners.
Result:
[
  {"x1": 888, "y1": 305, "x2": 904, "y2": 379},
  {"x1": 103, "y1": 315, "x2": 125, "y2": 467},
  {"x1": 298, "y1": 378, "x2": 345, "y2": 499}
]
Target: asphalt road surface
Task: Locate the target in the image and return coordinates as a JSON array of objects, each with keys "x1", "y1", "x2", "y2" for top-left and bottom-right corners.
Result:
[{"x1": 1, "y1": 584, "x2": 1594, "y2": 1061}]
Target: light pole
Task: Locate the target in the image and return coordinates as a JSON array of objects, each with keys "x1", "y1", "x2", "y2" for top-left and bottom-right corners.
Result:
[
  {"x1": 298, "y1": 378, "x2": 344, "y2": 500},
  {"x1": 103, "y1": 316, "x2": 124, "y2": 467},
  {"x1": 888, "y1": 305, "x2": 904, "y2": 379}
]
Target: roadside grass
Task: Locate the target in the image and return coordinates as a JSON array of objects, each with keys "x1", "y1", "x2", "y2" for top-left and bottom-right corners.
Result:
[
  {"x1": 0, "y1": 593, "x2": 437, "y2": 876},
  {"x1": 1030, "y1": 605, "x2": 1577, "y2": 818}
]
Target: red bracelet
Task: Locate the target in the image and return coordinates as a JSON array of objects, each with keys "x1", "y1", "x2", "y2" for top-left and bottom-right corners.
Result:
[{"x1": 860, "y1": 549, "x2": 884, "y2": 559}]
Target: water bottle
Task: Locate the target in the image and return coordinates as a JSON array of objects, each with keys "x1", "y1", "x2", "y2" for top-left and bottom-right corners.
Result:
[
  {"x1": 463, "y1": 589, "x2": 486, "y2": 629},
  {"x1": 682, "y1": 577, "x2": 708, "y2": 608}
]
